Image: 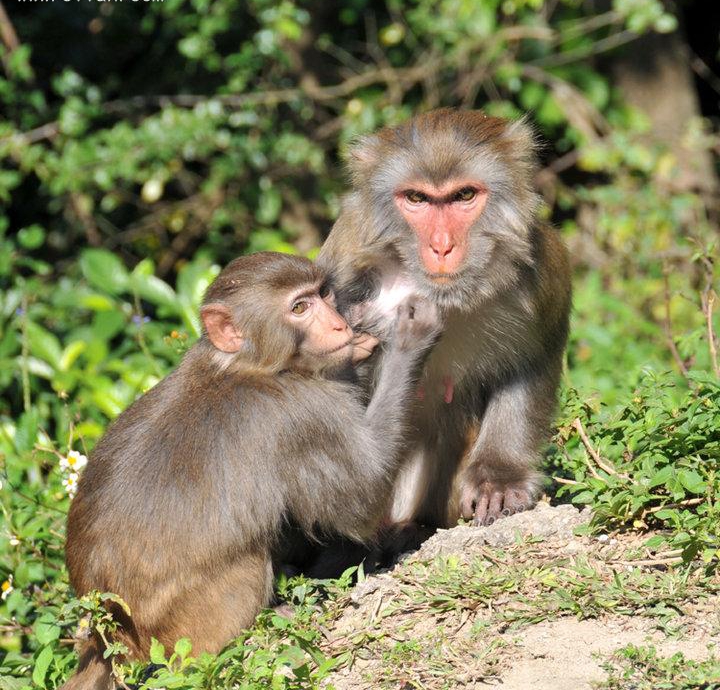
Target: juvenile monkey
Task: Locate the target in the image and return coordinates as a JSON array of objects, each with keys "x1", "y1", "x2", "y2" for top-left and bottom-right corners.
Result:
[
  {"x1": 63, "y1": 252, "x2": 440, "y2": 689},
  {"x1": 319, "y1": 108, "x2": 571, "y2": 528}
]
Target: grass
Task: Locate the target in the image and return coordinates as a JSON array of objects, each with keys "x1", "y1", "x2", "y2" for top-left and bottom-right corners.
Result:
[{"x1": 596, "y1": 645, "x2": 720, "y2": 689}]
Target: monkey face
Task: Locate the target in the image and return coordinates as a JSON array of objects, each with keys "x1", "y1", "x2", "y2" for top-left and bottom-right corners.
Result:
[
  {"x1": 286, "y1": 284, "x2": 354, "y2": 372},
  {"x1": 392, "y1": 181, "x2": 488, "y2": 277},
  {"x1": 344, "y1": 109, "x2": 541, "y2": 311},
  {"x1": 200, "y1": 253, "x2": 357, "y2": 375}
]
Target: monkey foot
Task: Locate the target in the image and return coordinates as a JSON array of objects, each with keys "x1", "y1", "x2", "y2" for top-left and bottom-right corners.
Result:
[{"x1": 459, "y1": 483, "x2": 534, "y2": 526}]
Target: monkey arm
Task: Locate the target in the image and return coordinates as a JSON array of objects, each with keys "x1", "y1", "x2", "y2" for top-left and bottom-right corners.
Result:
[
  {"x1": 455, "y1": 223, "x2": 571, "y2": 525},
  {"x1": 273, "y1": 378, "x2": 404, "y2": 543},
  {"x1": 279, "y1": 301, "x2": 440, "y2": 542},
  {"x1": 457, "y1": 360, "x2": 562, "y2": 525}
]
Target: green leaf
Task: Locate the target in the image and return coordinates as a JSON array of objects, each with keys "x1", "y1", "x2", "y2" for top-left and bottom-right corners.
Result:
[
  {"x1": 33, "y1": 613, "x2": 61, "y2": 645},
  {"x1": 571, "y1": 490, "x2": 595, "y2": 504},
  {"x1": 100, "y1": 591, "x2": 132, "y2": 616},
  {"x1": 25, "y1": 321, "x2": 62, "y2": 369},
  {"x1": 80, "y1": 293, "x2": 116, "y2": 311},
  {"x1": 0, "y1": 675, "x2": 29, "y2": 690},
  {"x1": 80, "y1": 249, "x2": 129, "y2": 295},
  {"x1": 59, "y1": 340, "x2": 87, "y2": 371},
  {"x1": 678, "y1": 469, "x2": 706, "y2": 494},
  {"x1": 176, "y1": 259, "x2": 219, "y2": 309},
  {"x1": 149, "y1": 638, "x2": 166, "y2": 665},
  {"x1": 130, "y1": 272, "x2": 177, "y2": 309},
  {"x1": 647, "y1": 466, "x2": 673, "y2": 488},
  {"x1": 31, "y1": 646, "x2": 53, "y2": 686},
  {"x1": 17, "y1": 225, "x2": 46, "y2": 250},
  {"x1": 92, "y1": 310, "x2": 126, "y2": 340},
  {"x1": 178, "y1": 301, "x2": 201, "y2": 339},
  {"x1": 132, "y1": 257, "x2": 155, "y2": 277},
  {"x1": 14, "y1": 409, "x2": 40, "y2": 453},
  {"x1": 644, "y1": 534, "x2": 667, "y2": 549},
  {"x1": 173, "y1": 637, "x2": 192, "y2": 660}
]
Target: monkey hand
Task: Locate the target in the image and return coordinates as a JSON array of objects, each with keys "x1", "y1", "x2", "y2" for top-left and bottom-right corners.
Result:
[
  {"x1": 459, "y1": 467, "x2": 538, "y2": 526},
  {"x1": 393, "y1": 297, "x2": 442, "y2": 353},
  {"x1": 351, "y1": 332, "x2": 380, "y2": 364}
]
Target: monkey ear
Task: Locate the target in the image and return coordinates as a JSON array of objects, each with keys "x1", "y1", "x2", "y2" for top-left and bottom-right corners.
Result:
[
  {"x1": 503, "y1": 117, "x2": 539, "y2": 159},
  {"x1": 200, "y1": 304, "x2": 244, "y2": 353},
  {"x1": 346, "y1": 134, "x2": 381, "y2": 181}
]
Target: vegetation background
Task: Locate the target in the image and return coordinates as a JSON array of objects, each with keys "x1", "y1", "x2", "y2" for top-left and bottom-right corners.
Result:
[{"x1": 0, "y1": 0, "x2": 718, "y2": 686}]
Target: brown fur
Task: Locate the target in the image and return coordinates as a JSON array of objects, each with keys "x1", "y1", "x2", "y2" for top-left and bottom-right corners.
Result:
[
  {"x1": 319, "y1": 109, "x2": 571, "y2": 528},
  {"x1": 63, "y1": 252, "x2": 440, "y2": 688}
]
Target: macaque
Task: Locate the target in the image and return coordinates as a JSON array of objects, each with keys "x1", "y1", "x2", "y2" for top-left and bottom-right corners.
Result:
[
  {"x1": 319, "y1": 108, "x2": 571, "y2": 529},
  {"x1": 63, "y1": 252, "x2": 440, "y2": 690}
]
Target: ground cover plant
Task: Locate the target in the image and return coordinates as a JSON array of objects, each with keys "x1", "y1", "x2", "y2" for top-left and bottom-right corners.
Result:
[{"x1": 0, "y1": 0, "x2": 718, "y2": 686}]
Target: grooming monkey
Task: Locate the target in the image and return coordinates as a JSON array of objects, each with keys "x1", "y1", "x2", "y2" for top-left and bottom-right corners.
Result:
[
  {"x1": 319, "y1": 108, "x2": 571, "y2": 528},
  {"x1": 63, "y1": 252, "x2": 440, "y2": 689}
]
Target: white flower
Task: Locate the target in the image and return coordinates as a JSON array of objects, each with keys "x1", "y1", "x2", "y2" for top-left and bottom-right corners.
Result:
[
  {"x1": 60, "y1": 450, "x2": 87, "y2": 473},
  {"x1": 62, "y1": 472, "x2": 80, "y2": 498},
  {"x1": 1, "y1": 575, "x2": 13, "y2": 601},
  {"x1": 8, "y1": 535, "x2": 19, "y2": 546}
]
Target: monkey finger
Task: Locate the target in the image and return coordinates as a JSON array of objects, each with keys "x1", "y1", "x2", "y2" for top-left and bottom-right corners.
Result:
[
  {"x1": 502, "y1": 488, "x2": 530, "y2": 516},
  {"x1": 481, "y1": 491, "x2": 504, "y2": 525},
  {"x1": 472, "y1": 493, "x2": 491, "y2": 525},
  {"x1": 351, "y1": 333, "x2": 380, "y2": 363},
  {"x1": 459, "y1": 487, "x2": 477, "y2": 520}
]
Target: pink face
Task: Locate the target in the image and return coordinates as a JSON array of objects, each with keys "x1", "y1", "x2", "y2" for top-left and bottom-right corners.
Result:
[{"x1": 393, "y1": 181, "x2": 488, "y2": 278}]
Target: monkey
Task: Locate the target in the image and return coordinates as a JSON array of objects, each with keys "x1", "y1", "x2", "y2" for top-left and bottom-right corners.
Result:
[
  {"x1": 62, "y1": 251, "x2": 441, "y2": 690},
  {"x1": 318, "y1": 108, "x2": 571, "y2": 531}
]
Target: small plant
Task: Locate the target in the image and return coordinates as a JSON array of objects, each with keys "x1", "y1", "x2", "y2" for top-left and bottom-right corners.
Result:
[
  {"x1": 596, "y1": 644, "x2": 720, "y2": 689},
  {"x1": 549, "y1": 366, "x2": 719, "y2": 564}
]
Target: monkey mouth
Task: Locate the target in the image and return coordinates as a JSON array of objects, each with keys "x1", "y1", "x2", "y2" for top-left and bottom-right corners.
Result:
[
  {"x1": 320, "y1": 339, "x2": 354, "y2": 355},
  {"x1": 427, "y1": 271, "x2": 460, "y2": 284}
]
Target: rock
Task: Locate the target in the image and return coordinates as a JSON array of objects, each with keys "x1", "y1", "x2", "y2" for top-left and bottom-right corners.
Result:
[{"x1": 412, "y1": 502, "x2": 592, "y2": 561}]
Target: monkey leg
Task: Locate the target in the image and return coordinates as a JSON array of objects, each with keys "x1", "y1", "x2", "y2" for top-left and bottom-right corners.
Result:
[
  {"x1": 128, "y1": 549, "x2": 273, "y2": 657},
  {"x1": 390, "y1": 416, "x2": 469, "y2": 528},
  {"x1": 457, "y1": 369, "x2": 559, "y2": 526},
  {"x1": 59, "y1": 638, "x2": 113, "y2": 690}
]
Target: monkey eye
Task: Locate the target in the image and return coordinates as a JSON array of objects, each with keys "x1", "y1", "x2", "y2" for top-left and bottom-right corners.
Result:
[
  {"x1": 291, "y1": 301, "x2": 309, "y2": 315},
  {"x1": 453, "y1": 187, "x2": 477, "y2": 202},
  {"x1": 404, "y1": 190, "x2": 428, "y2": 204}
]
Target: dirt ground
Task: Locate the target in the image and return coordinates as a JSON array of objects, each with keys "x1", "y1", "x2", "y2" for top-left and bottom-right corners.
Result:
[{"x1": 320, "y1": 504, "x2": 720, "y2": 689}]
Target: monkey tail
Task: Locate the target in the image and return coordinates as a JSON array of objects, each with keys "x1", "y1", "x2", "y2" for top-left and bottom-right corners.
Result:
[{"x1": 59, "y1": 638, "x2": 114, "y2": 690}]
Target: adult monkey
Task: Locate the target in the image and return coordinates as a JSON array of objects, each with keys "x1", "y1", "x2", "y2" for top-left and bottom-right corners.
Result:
[{"x1": 318, "y1": 108, "x2": 571, "y2": 528}]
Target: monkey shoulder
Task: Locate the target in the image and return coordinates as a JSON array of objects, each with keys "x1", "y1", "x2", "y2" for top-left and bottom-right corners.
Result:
[
  {"x1": 317, "y1": 194, "x2": 383, "y2": 284},
  {"x1": 530, "y1": 223, "x2": 571, "y2": 337}
]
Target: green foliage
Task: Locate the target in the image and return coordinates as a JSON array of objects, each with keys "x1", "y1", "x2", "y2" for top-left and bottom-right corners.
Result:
[
  {"x1": 0, "y1": 0, "x2": 718, "y2": 686},
  {"x1": 597, "y1": 645, "x2": 720, "y2": 689},
  {"x1": 550, "y1": 368, "x2": 720, "y2": 563},
  {"x1": 126, "y1": 609, "x2": 342, "y2": 690}
]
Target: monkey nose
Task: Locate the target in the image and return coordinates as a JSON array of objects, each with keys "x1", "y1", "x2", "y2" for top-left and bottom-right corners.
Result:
[
  {"x1": 432, "y1": 245, "x2": 453, "y2": 258},
  {"x1": 332, "y1": 318, "x2": 351, "y2": 333},
  {"x1": 429, "y1": 231, "x2": 455, "y2": 258}
]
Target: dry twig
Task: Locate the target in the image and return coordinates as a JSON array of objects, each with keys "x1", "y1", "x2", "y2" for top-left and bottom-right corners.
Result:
[
  {"x1": 698, "y1": 254, "x2": 719, "y2": 378},
  {"x1": 572, "y1": 418, "x2": 627, "y2": 479},
  {"x1": 0, "y1": 0, "x2": 19, "y2": 75},
  {"x1": 661, "y1": 269, "x2": 692, "y2": 383}
]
